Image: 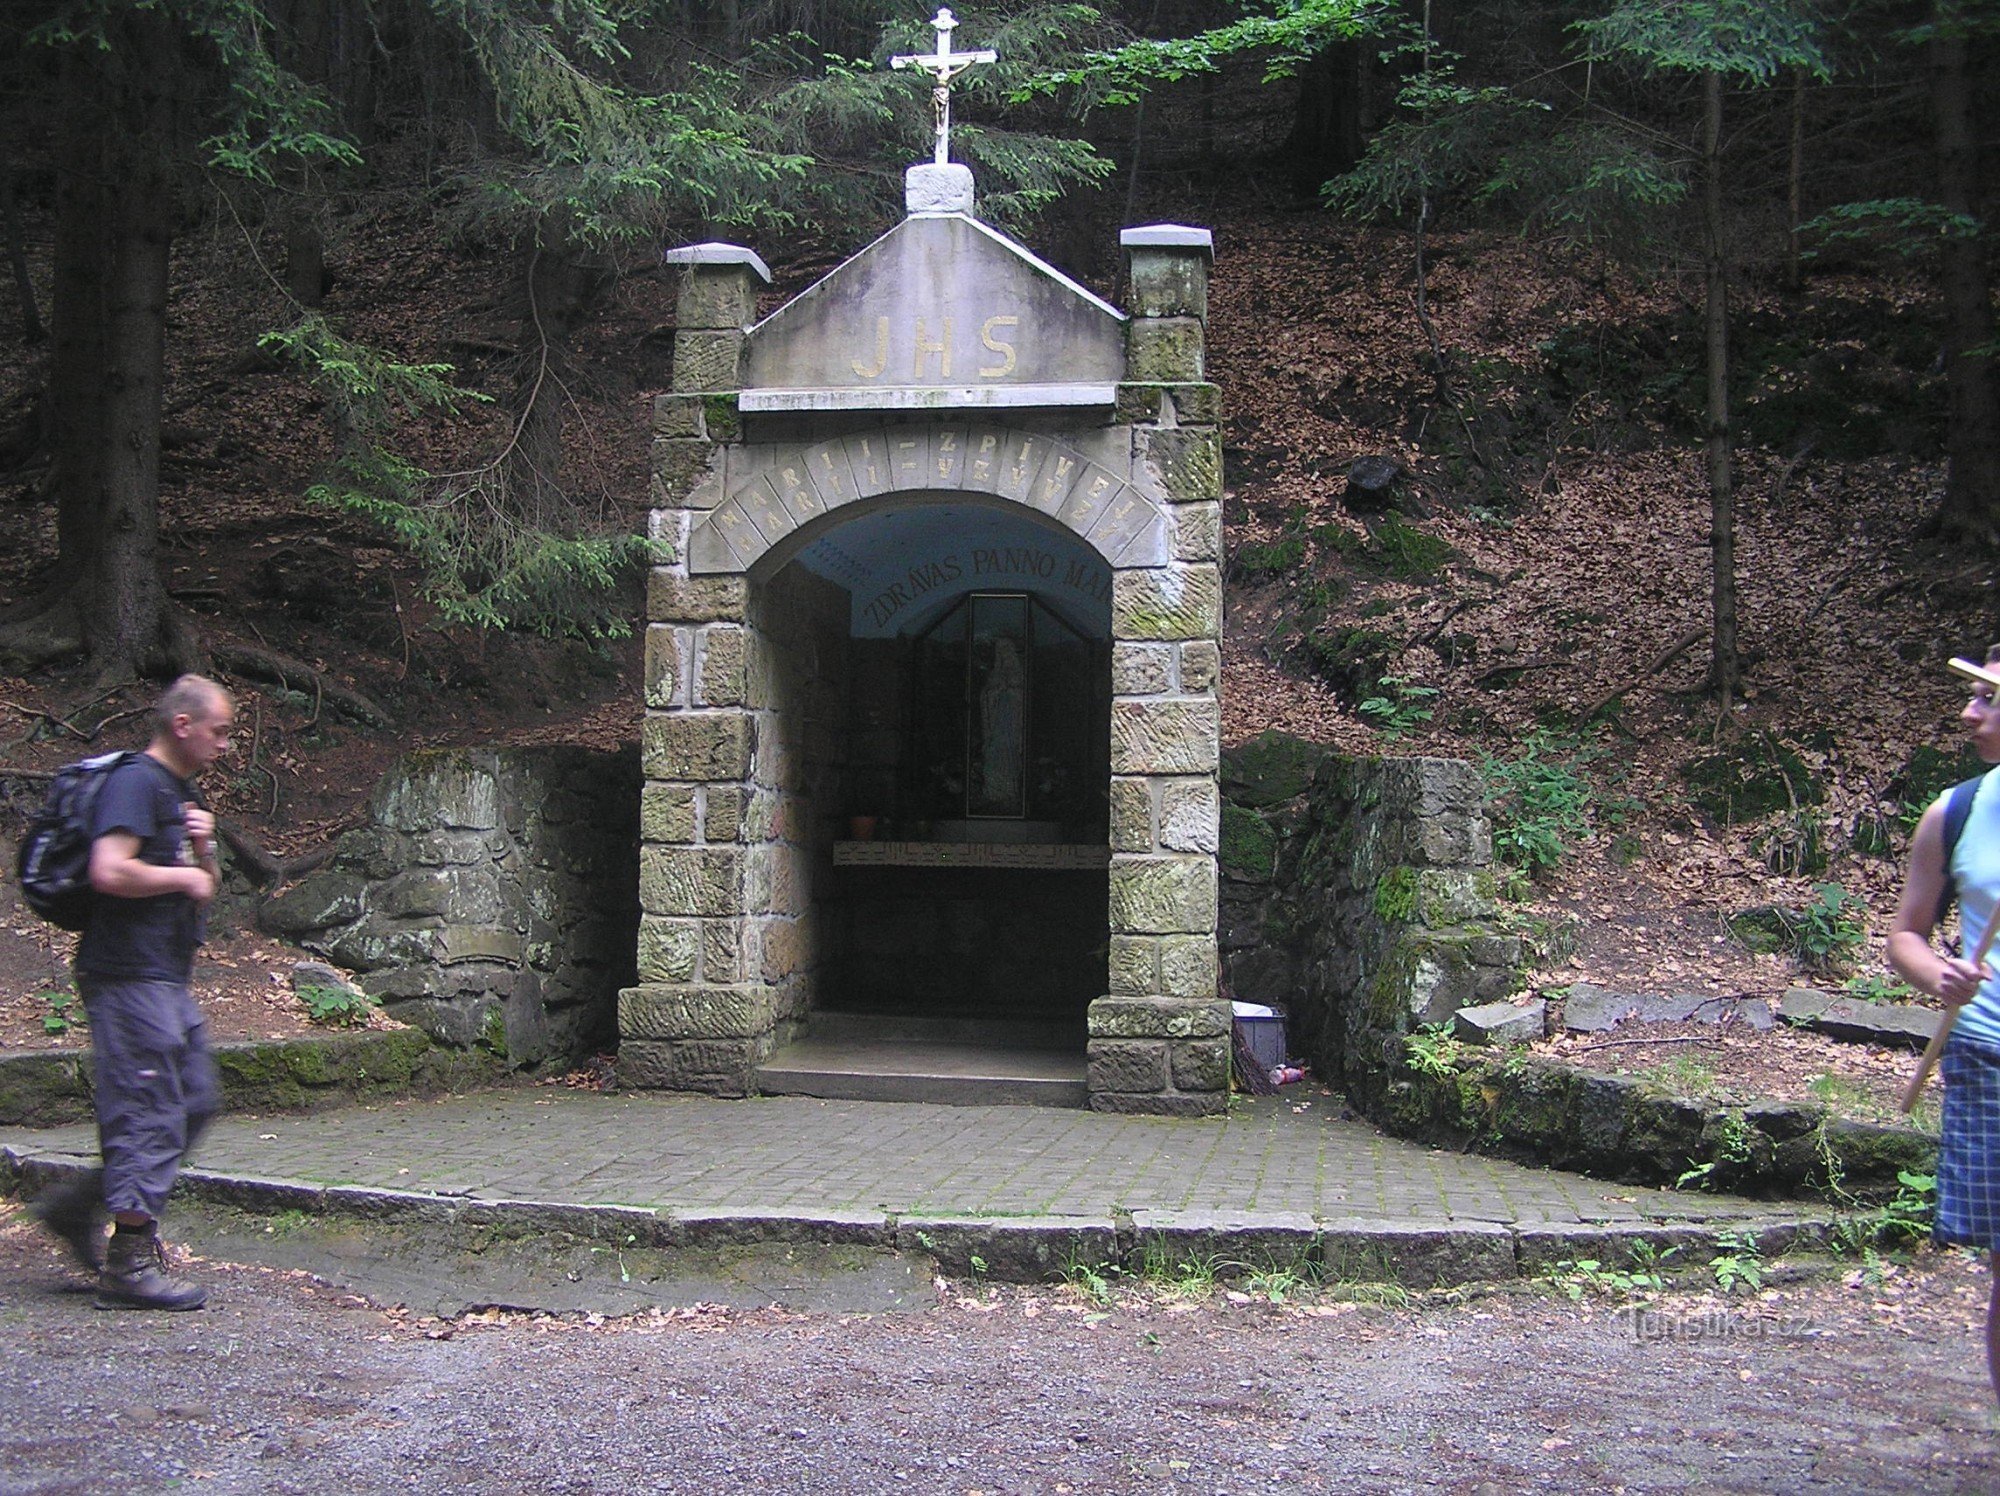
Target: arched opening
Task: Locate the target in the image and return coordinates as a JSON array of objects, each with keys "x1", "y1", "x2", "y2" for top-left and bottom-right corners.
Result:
[{"x1": 748, "y1": 496, "x2": 1112, "y2": 1098}]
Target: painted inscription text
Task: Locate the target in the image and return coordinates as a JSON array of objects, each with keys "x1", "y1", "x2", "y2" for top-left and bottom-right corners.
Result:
[{"x1": 850, "y1": 314, "x2": 1020, "y2": 382}]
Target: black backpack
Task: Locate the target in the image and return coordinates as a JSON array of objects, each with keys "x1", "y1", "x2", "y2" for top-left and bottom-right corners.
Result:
[
  {"x1": 14, "y1": 751, "x2": 137, "y2": 931},
  {"x1": 1935, "y1": 772, "x2": 1987, "y2": 931}
]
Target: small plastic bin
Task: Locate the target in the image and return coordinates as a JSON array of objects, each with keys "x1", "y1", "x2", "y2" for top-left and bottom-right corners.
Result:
[{"x1": 1231, "y1": 1000, "x2": 1287, "y2": 1072}]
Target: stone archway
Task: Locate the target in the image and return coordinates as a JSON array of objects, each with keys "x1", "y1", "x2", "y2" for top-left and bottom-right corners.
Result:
[{"x1": 690, "y1": 424, "x2": 1172, "y2": 577}]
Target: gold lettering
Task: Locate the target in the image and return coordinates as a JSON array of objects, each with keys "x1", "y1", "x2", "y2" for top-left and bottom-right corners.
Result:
[
  {"x1": 1040, "y1": 455, "x2": 1076, "y2": 506},
  {"x1": 1006, "y1": 436, "x2": 1039, "y2": 488},
  {"x1": 851, "y1": 316, "x2": 889, "y2": 379},
  {"x1": 779, "y1": 466, "x2": 820, "y2": 516},
  {"x1": 935, "y1": 430, "x2": 959, "y2": 479},
  {"x1": 978, "y1": 315, "x2": 1018, "y2": 378},
  {"x1": 894, "y1": 438, "x2": 923, "y2": 484},
  {"x1": 969, "y1": 432, "x2": 999, "y2": 484},
  {"x1": 855, "y1": 436, "x2": 881, "y2": 489},
  {"x1": 913, "y1": 317, "x2": 952, "y2": 379}
]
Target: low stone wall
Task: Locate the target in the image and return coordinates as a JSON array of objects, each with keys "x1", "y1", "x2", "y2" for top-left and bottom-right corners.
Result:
[
  {"x1": 261, "y1": 746, "x2": 641, "y2": 1070},
  {"x1": 1220, "y1": 731, "x2": 1522, "y2": 1111},
  {"x1": 1381, "y1": 1044, "x2": 1936, "y2": 1201},
  {"x1": 0, "y1": 1030, "x2": 512, "y2": 1127}
]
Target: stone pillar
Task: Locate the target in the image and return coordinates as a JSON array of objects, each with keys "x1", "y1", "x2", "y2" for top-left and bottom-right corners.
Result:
[
  {"x1": 1090, "y1": 225, "x2": 1229, "y2": 1116},
  {"x1": 620, "y1": 243, "x2": 776, "y2": 1096}
]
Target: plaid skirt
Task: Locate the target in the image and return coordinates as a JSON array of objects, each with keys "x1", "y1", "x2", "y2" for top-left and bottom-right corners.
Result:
[{"x1": 1937, "y1": 1031, "x2": 2000, "y2": 1250}]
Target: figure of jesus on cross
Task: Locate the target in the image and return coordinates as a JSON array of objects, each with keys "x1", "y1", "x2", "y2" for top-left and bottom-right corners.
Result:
[{"x1": 892, "y1": 8, "x2": 997, "y2": 167}]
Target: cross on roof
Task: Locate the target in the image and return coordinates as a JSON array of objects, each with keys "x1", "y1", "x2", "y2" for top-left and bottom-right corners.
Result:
[{"x1": 891, "y1": 8, "x2": 997, "y2": 166}]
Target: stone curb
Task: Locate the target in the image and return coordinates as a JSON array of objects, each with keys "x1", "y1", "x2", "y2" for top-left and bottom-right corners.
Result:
[{"x1": 0, "y1": 1146, "x2": 1849, "y2": 1289}]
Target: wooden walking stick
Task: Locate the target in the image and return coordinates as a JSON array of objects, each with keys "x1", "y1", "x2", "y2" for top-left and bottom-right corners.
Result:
[{"x1": 1901, "y1": 911, "x2": 2000, "y2": 1114}]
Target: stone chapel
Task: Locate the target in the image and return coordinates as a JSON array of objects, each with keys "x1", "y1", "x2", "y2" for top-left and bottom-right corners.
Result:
[{"x1": 618, "y1": 14, "x2": 1225, "y2": 1114}]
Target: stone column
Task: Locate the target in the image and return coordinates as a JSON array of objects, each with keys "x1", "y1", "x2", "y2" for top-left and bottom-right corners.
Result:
[
  {"x1": 1090, "y1": 226, "x2": 1230, "y2": 1116},
  {"x1": 620, "y1": 243, "x2": 775, "y2": 1096}
]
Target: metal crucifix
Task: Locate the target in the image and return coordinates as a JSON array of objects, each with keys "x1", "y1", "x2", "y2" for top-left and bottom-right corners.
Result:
[{"x1": 891, "y1": 8, "x2": 997, "y2": 167}]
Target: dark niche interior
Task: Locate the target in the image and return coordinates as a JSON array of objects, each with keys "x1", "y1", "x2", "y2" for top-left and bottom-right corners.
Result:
[{"x1": 765, "y1": 498, "x2": 1112, "y2": 1034}]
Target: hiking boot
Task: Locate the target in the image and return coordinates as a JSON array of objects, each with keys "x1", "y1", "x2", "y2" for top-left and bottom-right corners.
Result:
[
  {"x1": 95, "y1": 1224, "x2": 207, "y2": 1311},
  {"x1": 30, "y1": 1168, "x2": 105, "y2": 1275}
]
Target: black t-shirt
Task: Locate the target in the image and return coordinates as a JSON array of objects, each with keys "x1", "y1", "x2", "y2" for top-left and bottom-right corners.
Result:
[{"x1": 75, "y1": 753, "x2": 206, "y2": 982}]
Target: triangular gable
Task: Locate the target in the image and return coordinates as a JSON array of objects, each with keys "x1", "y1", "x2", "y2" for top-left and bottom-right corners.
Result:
[{"x1": 738, "y1": 214, "x2": 1126, "y2": 411}]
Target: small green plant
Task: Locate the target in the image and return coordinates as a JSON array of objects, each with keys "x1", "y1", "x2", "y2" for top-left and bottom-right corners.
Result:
[
  {"x1": 261, "y1": 1209, "x2": 311, "y2": 1237},
  {"x1": 299, "y1": 983, "x2": 376, "y2": 1028},
  {"x1": 1135, "y1": 1239, "x2": 1223, "y2": 1299},
  {"x1": 1481, "y1": 730, "x2": 1601, "y2": 878},
  {"x1": 1545, "y1": 1256, "x2": 1665, "y2": 1302},
  {"x1": 1357, "y1": 675, "x2": 1440, "y2": 739},
  {"x1": 1878, "y1": 1170, "x2": 1937, "y2": 1247},
  {"x1": 1708, "y1": 1231, "x2": 1764, "y2": 1294},
  {"x1": 1404, "y1": 1022, "x2": 1465, "y2": 1079},
  {"x1": 1675, "y1": 1110, "x2": 1752, "y2": 1190},
  {"x1": 39, "y1": 989, "x2": 83, "y2": 1036},
  {"x1": 1061, "y1": 1254, "x2": 1119, "y2": 1305},
  {"x1": 1627, "y1": 1239, "x2": 1679, "y2": 1278},
  {"x1": 1842, "y1": 972, "x2": 1918, "y2": 1006},
  {"x1": 1795, "y1": 883, "x2": 1870, "y2": 975},
  {"x1": 1242, "y1": 1265, "x2": 1315, "y2": 1304}
]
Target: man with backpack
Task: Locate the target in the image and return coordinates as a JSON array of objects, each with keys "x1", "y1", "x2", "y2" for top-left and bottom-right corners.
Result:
[{"x1": 32, "y1": 674, "x2": 233, "y2": 1310}]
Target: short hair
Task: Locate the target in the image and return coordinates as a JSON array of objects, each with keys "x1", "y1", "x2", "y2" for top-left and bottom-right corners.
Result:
[
  {"x1": 154, "y1": 674, "x2": 227, "y2": 733},
  {"x1": 1988, "y1": 643, "x2": 2000, "y2": 668}
]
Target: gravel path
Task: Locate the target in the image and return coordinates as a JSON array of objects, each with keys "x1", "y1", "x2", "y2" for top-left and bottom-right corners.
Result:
[{"x1": 2, "y1": 1208, "x2": 1997, "y2": 1494}]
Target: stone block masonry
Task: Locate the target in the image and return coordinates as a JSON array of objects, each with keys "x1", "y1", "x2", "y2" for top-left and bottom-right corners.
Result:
[
  {"x1": 1218, "y1": 732, "x2": 1526, "y2": 1128},
  {"x1": 259, "y1": 746, "x2": 641, "y2": 1070}
]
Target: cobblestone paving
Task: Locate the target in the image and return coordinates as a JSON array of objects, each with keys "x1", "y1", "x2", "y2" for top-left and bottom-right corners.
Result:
[{"x1": 3, "y1": 1088, "x2": 1805, "y2": 1230}]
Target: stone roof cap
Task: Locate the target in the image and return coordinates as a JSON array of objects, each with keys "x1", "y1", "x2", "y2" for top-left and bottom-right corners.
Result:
[
  {"x1": 1119, "y1": 225, "x2": 1214, "y2": 257},
  {"x1": 663, "y1": 243, "x2": 773, "y2": 282}
]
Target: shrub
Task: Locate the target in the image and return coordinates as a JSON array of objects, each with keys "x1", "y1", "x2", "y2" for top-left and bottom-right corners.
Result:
[
  {"x1": 1482, "y1": 730, "x2": 1605, "y2": 877},
  {"x1": 299, "y1": 984, "x2": 376, "y2": 1028}
]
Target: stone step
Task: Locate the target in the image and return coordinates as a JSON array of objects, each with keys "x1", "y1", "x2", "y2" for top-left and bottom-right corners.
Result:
[{"x1": 755, "y1": 1036, "x2": 1087, "y2": 1108}]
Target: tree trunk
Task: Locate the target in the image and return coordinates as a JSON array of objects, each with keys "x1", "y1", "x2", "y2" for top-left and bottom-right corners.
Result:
[
  {"x1": 1283, "y1": 40, "x2": 1367, "y2": 198},
  {"x1": 1785, "y1": 69, "x2": 1804, "y2": 293},
  {"x1": 9, "y1": 12, "x2": 199, "y2": 682},
  {"x1": 0, "y1": 44, "x2": 105, "y2": 660},
  {"x1": 1930, "y1": 1, "x2": 2000, "y2": 547},
  {"x1": 1703, "y1": 69, "x2": 1739, "y2": 704},
  {"x1": 86, "y1": 137, "x2": 178, "y2": 682},
  {"x1": 0, "y1": 166, "x2": 44, "y2": 343}
]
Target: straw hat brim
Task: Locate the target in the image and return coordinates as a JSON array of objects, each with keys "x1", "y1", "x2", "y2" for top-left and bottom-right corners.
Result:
[{"x1": 1949, "y1": 656, "x2": 2000, "y2": 690}]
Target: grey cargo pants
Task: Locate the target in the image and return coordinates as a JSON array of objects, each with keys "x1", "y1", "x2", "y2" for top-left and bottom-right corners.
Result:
[{"x1": 78, "y1": 977, "x2": 219, "y2": 1220}]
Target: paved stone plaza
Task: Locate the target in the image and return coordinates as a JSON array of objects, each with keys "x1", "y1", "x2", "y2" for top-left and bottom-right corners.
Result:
[{"x1": 3, "y1": 1088, "x2": 1831, "y2": 1283}]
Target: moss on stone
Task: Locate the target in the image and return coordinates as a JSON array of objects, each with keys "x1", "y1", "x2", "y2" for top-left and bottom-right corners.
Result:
[
  {"x1": 1219, "y1": 805, "x2": 1280, "y2": 882},
  {"x1": 1221, "y1": 730, "x2": 1326, "y2": 808},
  {"x1": 701, "y1": 393, "x2": 742, "y2": 443},
  {"x1": 1366, "y1": 947, "x2": 1421, "y2": 1028},
  {"x1": 1374, "y1": 865, "x2": 1419, "y2": 923},
  {"x1": 0, "y1": 1053, "x2": 93, "y2": 1127}
]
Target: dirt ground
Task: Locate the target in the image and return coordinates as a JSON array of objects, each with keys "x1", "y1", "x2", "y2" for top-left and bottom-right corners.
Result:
[{"x1": 0, "y1": 1206, "x2": 1995, "y2": 1494}]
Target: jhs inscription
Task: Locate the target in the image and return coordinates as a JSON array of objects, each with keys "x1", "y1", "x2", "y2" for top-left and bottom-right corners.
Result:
[{"x1": 850, "y1": 314, "x2": 1020, "y2": 381}]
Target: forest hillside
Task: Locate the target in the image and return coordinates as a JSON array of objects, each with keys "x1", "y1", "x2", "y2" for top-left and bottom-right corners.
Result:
[{"x1": 0, "y1": 3, "x2": 1994, "y2": 1064}]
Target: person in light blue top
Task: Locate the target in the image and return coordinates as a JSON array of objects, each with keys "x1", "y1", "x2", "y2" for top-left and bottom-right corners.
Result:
[{"x1": 1889, "y1": 644, "x2": 2000, "y2": 1404}]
